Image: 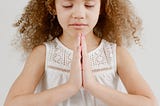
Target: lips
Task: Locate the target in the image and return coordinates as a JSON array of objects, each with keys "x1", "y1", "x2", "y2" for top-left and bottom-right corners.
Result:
[
  {"x1": 69, "y1": 23, "x2": 88, "y2": 26},
  {"x1": 69, "y1": 23, "x2": 88, "y2": 29}
]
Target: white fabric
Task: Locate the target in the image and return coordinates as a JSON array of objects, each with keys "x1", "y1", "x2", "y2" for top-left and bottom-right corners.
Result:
[{"x1": 35, "y1": 37, "x2": 126, "y2": 106}]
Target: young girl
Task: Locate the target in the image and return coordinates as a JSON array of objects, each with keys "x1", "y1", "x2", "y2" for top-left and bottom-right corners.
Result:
[{"x1": 4, "y1": 0, "x2": 158, "y2": 106}]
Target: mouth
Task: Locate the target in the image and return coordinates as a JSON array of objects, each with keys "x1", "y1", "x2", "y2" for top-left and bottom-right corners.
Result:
[{"x1": 68, "y1": 23, "x2": 88, "y2": 29}]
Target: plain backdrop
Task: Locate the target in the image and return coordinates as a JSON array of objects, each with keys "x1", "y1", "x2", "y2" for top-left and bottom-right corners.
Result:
[{"x1": 0, "y1": 0, "x2": 160, "y2": 105}]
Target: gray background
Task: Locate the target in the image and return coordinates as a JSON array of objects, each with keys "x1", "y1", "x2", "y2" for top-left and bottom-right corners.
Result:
[{"x1": 0, "y1": 0, "x2": 160, "y2": 105}]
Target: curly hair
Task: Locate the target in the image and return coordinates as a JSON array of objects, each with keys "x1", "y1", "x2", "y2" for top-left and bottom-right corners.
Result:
[{"x1": 13, "y1": 0, "x2": 142, "y2": 53}]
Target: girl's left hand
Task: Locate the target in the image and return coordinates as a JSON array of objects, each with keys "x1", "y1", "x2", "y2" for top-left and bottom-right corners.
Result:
[{"x1": 80, "y1": 34, "x2": 97, "y2": 91}]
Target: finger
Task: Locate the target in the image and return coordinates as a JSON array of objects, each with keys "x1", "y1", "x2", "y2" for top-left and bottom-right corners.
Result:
[
  {"x1": 81, "y1": 33, "x2": 89, "y2": 69},
  {"x1": 72, "y1": 46, "x2": 80, "y2": 63},
  {"x1": 77, "y1": 34, "x2": 82, "y2": 65},
  {"x1": 81, "y1": 34, "x2": 88, "y2": 58},
  {"x1": 72, "y1": 36, "x2": 81, "y2": 67}
]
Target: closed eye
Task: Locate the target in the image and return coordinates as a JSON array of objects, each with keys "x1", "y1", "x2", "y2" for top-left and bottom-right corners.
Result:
[
  {"x1": 62, "y1": 5, "x2": 73, "y2": 8},
  {"x1": 85, "y1": 5, "x2": 95, "y2": 8}
]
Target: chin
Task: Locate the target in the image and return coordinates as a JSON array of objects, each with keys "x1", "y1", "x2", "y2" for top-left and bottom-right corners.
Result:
[{"x1": 71, "y1": 30, "x2": 91, "y2": 36}]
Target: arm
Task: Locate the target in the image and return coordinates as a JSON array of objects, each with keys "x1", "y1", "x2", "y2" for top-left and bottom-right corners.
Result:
[
  {"x1": 87, "y1": 46, "x2": 158, "y2": 106},
  {"x1": 4, "y1": 45, "x2": 77, "y2": 106}
]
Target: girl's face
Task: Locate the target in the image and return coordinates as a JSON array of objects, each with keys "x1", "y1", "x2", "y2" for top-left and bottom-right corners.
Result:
[{"x1": 55, "y1": 0, "x2": 101, "y2": 37}]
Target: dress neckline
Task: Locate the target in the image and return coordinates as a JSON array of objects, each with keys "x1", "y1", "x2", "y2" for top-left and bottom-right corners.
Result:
[{"x1": 55, "y1": 37, "x2": 104, "y2": 55}]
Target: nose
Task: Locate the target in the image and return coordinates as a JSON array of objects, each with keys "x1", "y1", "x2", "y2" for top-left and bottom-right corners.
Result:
[{"x1": 72, "y1": 6, "x2": 85, "y2": 19}]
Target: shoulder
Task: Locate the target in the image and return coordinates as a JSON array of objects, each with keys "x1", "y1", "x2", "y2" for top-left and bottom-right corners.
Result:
[
  {"x1": 116, "y1": 46, "x2": 131, "y2": 59},
  {"x1": 116, "y1": 46, "x2": 133, "y2": 61},
  {"x1": 24, "y1": 44, "x2": 46, "y2": 71},
  {"x1": 32, "y1": 44, "x2": 46, "y2": 55},
  {"x1": 29, "y1": 44, "x2": 46, "y2": 61},
  {"x1": 116, "y1": 46, "x2": 136, "y2": 72},
  {"x1": 22, "y1": 44, "x2": 47, "y2": 78}
]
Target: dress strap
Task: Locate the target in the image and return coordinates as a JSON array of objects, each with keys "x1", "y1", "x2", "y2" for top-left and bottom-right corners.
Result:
[
  {"x1": 43, "y1": 42, "x2": 50, "y2": 71},
  {"x1": 111, "y1": 43, "x2": 117, "y2": 73},
  {"x1": 102, "y1": 40, "x2": 117, "y2": 73},
  {"x1": 43, "y1": 40, "x2": 57, "y2": 71}
]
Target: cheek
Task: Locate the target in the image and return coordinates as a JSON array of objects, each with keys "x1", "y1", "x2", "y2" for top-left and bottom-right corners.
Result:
[
  {"x1": 57, "y1": 15, "x2": 66, "y2": 29},
  {"x1": 88, "y1": 5, "x2": 100, "y2": 22},
  {"x1": 56, "y1": 11, "x2": 69, "y2": 28},
  {"x1": 88, "y1": 11, "x2": 100, "y2": 25},
  {"x1": 56, "y1": 6, "x2": 68, "y2": 27}
]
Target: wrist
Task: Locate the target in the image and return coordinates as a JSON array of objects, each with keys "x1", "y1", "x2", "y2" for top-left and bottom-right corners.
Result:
[
  {"x1": 85, "y1": 81, "x2": 99, "y2": 93},
  {"x1": 65, "y1": 82, "x2": 80, "y2": 94},
  {"x1": 84, "y1": 82, "x2": 97, "y2": 91}
]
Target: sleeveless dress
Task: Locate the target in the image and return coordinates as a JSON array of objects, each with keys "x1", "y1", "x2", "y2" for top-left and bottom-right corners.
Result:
[{"x1": 35, "y1": 37, "x2": 126, "y2": 106}]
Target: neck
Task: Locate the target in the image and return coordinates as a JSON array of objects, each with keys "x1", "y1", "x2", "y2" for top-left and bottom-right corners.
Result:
[{"x1": 58, "y1": 32, "x2": 101, "y2": 52}]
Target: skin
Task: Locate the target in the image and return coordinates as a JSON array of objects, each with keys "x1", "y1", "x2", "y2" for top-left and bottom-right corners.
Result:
[{"x1": 4, "y1": 0, "x2": 158, "y2": 106}]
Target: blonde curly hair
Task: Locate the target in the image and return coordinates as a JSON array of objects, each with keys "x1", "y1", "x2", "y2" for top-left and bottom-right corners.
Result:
[{"x1": 13, "y1": 0, "x2": 142, "y2": 53}]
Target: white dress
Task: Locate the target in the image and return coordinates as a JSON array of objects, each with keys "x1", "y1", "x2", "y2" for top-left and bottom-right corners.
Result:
[{"x1": 35, "y1": 37, "x2": 126, "y2": 106}]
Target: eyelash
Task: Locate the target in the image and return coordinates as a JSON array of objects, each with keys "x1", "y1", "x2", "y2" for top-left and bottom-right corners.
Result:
[
  {"x1": 63, "y1": 5, "x2": 72, "y2": 8},
  {"x1": 62, "y1": 5, "x2": 94, "y2": 8},
  {"x1": 85, "y1": 5, "x2": 94, "y2": 8}
]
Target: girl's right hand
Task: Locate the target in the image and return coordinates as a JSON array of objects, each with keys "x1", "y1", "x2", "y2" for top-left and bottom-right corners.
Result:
[{"x1": 67, "y1": 35, "x2": 82, "y2": 92}]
